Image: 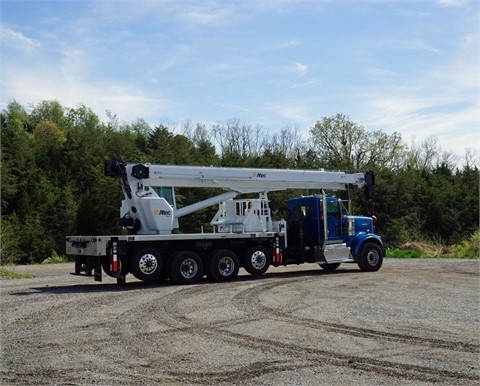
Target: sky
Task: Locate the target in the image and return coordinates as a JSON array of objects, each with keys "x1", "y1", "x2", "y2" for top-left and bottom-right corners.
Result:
[{"x1": 1, "y1": 0, "x2": 478, "y2": 165}]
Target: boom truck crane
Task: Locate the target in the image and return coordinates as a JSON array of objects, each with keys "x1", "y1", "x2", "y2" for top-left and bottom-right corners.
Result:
[{"x1": 66, "y1": 159, "x2": 384, "y2": 285}]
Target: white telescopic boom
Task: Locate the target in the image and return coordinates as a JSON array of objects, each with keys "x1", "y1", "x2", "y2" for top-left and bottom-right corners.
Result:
[{"x1": 126, "y1": 163, "x2": 366, "y2": 192}]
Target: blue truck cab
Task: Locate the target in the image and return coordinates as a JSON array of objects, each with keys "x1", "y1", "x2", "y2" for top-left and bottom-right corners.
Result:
[{"x1": 285, "y1": 195, "x2": 384, "y2": 271}]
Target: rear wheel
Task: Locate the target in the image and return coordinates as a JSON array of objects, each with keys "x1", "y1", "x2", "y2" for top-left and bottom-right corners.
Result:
[
  {"x1": 129, "y1": 248, "x2": 163, "y2": 282},
  {"x1": 357, "y1": 242, "x2": 383, "y2": 272},
  {"x1": 243, "y1": 245, "x2": 270, "y2": 276},
  {"x1": 169, "y1": 251, "x2": 203, "y2": 284},
  {"x1": 208, "y1": 249, "x2": 240, "y2": 282}
]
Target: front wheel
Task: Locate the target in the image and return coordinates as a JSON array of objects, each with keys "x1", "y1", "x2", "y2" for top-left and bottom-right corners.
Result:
[
  {"x1": 357, "y1": 242, "x2": 383, "y2": 272},
  {"x1": 243, "y1": 245, "x2": 270, "y2": 276}
]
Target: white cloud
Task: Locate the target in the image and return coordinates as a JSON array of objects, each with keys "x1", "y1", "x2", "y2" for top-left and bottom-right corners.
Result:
[
  {"x1": 438, "y1": 0, "x2": 470, "y2": 7},
  {"x1": 2, "y1": 63, "x2": 169, "y2": 123},
  {"x1": 291, "y1": 62, "x2": 308, "y2": 77},
  {"x1": 184, "y1": 9, "x2": 233, "y2": 25},
  {"x1": 401, "y1": 39, "x2": 441, "y2": 54},
  {"x1": 357, "y1": 87, "x2": 477, "y2": 162},
  {"x1": 0, "y1": 25, "x2": 41, "y2": 53},
  {"x1": 354, "y1": 28, "x2": 478, "y2": 163}
]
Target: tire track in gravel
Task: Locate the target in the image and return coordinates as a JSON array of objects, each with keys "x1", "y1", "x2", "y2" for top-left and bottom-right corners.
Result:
[
  {"x1": 152, "y1": 278, "x2": 479, "y2": 385},
  {"x1": 107, "y1": 280, "x2": 307, "y2": 385},
  {"x1": 230, "y1": 279, "x2": 480, "y2": 354},
  {"x1": 3, "y1": 283, "x2": 164, "y2": 331},
  {"x1": 3, "y1": 265, "x2": 478, "y2": 386},
  {"x1": 2, "y1": 281, "x2": 205, "y2": 386}
]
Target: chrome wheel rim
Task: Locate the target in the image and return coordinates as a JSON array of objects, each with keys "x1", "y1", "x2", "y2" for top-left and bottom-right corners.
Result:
[
  {"x1": 218, "y1": 256, "x2": 235, "y2": 276},
  {"x1": 139, "y1": 253, "x2": 158, "y2": 275},
  {"x1": 251, "y1": 250, "x2": 267, "y2": 270},
  {"x1": 367, "y1": 250, "x2": 380, "y2": 266},
  {"x1": 180, "y1": 258, "x2": 198, "y2": 279}
]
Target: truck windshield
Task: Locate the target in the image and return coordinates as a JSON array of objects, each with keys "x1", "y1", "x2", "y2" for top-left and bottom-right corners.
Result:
[{"x1": 326, "y1": 201, "x2": 340, "y2": 218}]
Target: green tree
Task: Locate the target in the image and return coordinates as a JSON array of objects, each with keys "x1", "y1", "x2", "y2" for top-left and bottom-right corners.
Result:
[
  {"x1": 186, "y1": 122, "x2": 219, "y2": 166},
  {"x1": 29, "y1": 100, "x2": 67, "y2": 130},
  {"x1": 374, "y1": 167, "x2": 428, "y2": 246},
  {"x1": 32, "y1": 120, "x2": 67, "y2": 172},
  {"x1": 1, "y1": 101, "x2": 34, "y2": 215},
  {"x1": 62, "y1": 105, "x2": 105, "y2": 192},
  {"x1": 310, "y1": 113, "x2": 405, "y2": 170},
  {"x1": 294, "y1": 148, "x2": 322, "y2": 170},
  {"x1": 420, "y1": 162, "x2": 479, "y2": 245},
  {"x1": 76, "y1": 174, "x2": 123, "y2": 235}
]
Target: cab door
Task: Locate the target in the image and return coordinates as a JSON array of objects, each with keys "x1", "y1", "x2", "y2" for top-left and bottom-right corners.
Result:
[
  {"x1": 287, "y1": 197, "x2": 321, "y2": 247},
  {"x1": 325, "y1": 200, "x2": 346, "y2": 243}
]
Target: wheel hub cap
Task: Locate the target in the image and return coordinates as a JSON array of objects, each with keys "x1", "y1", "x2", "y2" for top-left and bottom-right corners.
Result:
[
  {"x1": 218, "y1": 257, "x2": 234, "y2": 276},
  {"x1": 251, "y1": 251, "x2": 266, "y2": 269},
  {"x1": 180, "y1": 258, "x2": 198, "y2": 279},
  {"x1": 367, "y1": 250, "x2": 379, "y2": 266},
  {"x1": 139, "y1": 254, "x2": 158, "y2": 275}
]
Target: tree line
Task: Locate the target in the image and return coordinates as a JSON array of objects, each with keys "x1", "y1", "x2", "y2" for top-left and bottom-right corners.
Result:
[{"x1": 1, "y1": 100, "x2": 478, "y2": 264}]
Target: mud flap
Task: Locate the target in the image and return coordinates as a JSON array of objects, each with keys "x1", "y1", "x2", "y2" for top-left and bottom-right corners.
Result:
[
  {"x1": 106, "y1": 238, "x2": 127, "y2": 284},
  {"x1": 116, "y1": 240, "x2": 127, "y2": 284},
  {"x1": 94, "y1": 260, "x2": 102, "y2": 281}
]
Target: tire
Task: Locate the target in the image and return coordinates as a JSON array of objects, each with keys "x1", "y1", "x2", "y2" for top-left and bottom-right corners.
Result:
[
  {"x1": 129, "y1": 248, "x2": 163, "y2": 282},
  {"x1": 169, "y1": 251, "x2": 203, "y2": 284},
  {"x1": 208, "y1": 249, "x2": 240, "y2": 282},
  {"x1": 319, "y1": 262, "x2": 341, "y2": 271},
  {"x1": 357, "y1": 242, "x2": 383, "y2": 272},
  {"x1": 243, "y1": 245, "x2": 270, "y2": 276}
]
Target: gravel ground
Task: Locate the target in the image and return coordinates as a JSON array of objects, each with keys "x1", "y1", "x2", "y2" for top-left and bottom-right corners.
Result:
[{"x1": 1, "y1": 259, "x2": 479, "y2": 385}]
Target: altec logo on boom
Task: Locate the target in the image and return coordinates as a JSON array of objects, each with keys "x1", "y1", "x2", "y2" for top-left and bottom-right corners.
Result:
[
  {"x1": 154, "y1": 209, "x2": 172, "y2": 216},
  {"x1": 253, "y1": 172, "x2": 267, "y2": 178}
]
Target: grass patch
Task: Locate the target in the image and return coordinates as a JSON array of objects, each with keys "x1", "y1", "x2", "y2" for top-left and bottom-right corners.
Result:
[
  {"x1": 442, "y1": 248, "x2": 479, "y2": 259},
  {"x1": 41, "y1": 255, "x2": 70, "y2": 264},
  {"x1": 387, "y1": 237, "x2": 479, "y2": 259},
  {"x1": 388, "y1": 248, "x2": 478, "y2": 259},
  {"x1": 387, "y1": 241, "x2": 443, "y2": 259},
  {"x1": 0, "y1": 267, "x2": 32, "y2": 279},
  {"x1": 387, "y1": 230, "x2": 479, "y2": 259},
  {"x1": 387, "y1": 248, "x2": 426, "y2": 258},
  {"x1": 40, "y1": 251, "x2": 71, "y2": 264}
]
